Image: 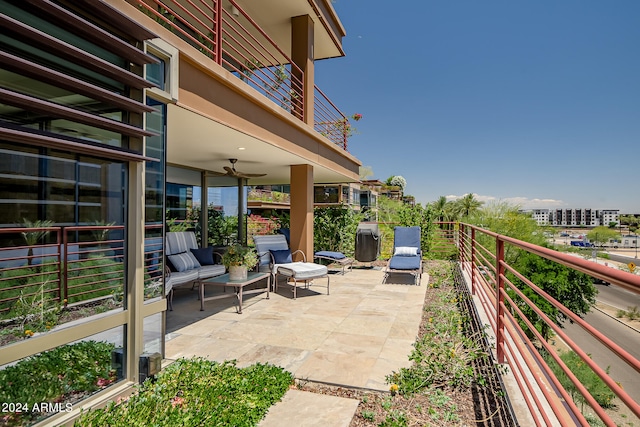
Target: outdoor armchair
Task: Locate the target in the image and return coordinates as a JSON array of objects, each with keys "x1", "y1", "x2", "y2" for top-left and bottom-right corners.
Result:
[{"x1": 253, "y1": 234, "x2": 329, "y2": 299}]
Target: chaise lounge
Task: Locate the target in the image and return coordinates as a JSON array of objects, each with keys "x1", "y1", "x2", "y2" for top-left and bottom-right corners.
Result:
[{"x1": 383, "y1": 226, "x2": 422, "y2": 285}]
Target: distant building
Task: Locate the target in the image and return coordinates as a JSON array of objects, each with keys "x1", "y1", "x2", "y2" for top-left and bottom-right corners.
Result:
[
  {"x1": 522, "y1": 209, "x2": 620, "y2": 227},
  {"x1": 529, "y1": 209, "x2": 551, "y2": 225}
]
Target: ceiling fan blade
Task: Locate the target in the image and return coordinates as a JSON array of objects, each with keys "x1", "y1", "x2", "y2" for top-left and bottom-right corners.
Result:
[
  {"x1": 209, "y1": 160, "x2": 267, "y2": 179},
  {"x1": 238, "y1": 173, "x2": 267, "y2": 178}
]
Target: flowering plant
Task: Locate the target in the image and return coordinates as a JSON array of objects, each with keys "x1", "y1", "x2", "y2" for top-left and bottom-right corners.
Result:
[{"x1": 222, "y1": 244, "x2": 258, "y2": 269}]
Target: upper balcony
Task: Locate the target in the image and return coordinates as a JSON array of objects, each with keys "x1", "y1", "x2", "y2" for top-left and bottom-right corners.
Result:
[{"x1": 127, "y1": 0, "x2": 354, "y2": 150}]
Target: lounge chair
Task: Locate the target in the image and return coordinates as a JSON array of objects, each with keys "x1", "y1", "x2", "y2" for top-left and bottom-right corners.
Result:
[
  {"x1": 314, "y1": 251, "x2": 353, "y2": 274},
  {"x1": 383, "y1": 226, "x2": 422, "y2": 285},
  {"x1": 253, "y1": 234, "x2": 329, "y2": 299}
]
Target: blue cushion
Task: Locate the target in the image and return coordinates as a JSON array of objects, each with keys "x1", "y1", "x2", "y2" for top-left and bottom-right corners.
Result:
[
  {"x1": 389, "y1": 255, "x2": 420, "y2": 270},
  {"x1": 315, "y1": 251, "x2": 346, "y2": 260},
  {"x1": 168, "y1": 252, "x2": 201, "y2": 272},
  {"x1": 277, "y1": 228, "x2": 291, "y2": 245},
  {"x1": 270, "y1": 249, "x2": 292, "y2": 264},
  {"x1": 190, "y1": 247, "x2": 214, "y2": 265}
]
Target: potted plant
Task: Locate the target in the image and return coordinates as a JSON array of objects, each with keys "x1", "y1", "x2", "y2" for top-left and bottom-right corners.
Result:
[{"x1": 221, "y1": 244, "x2": 259, "y2": 281}]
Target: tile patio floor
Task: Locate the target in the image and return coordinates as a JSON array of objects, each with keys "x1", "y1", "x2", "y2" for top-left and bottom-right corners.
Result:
[
  {"x1": 164, "y1": 267, "x2": 429, "y2": 426},
  {"x1": 165, "y1": 267, "x2": 428, "y2": 391}
]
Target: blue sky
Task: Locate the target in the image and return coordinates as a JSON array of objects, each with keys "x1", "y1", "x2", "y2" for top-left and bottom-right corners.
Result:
[{"x1": 315, "y1": 1, "x2": 640, "y2": 213}]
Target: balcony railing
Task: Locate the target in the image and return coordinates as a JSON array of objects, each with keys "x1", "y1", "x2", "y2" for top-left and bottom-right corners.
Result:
[
  {"x1": 130, "y1": 0, "x2": 352, "y2": 150},
  {"x1": 454, "y1": 223, "x2": 640, "y2": 425},
  {"x1": 314, "y1": 85, "x2": 349, "y2": 149},
  {"x1": 0, "y1": 225, "x2": 164, "y2": 321},
  {"x1": 248, "y1": 188, "x2": 290, "y2": 204}
]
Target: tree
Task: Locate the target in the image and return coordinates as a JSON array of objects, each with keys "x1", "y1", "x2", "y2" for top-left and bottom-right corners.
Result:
[
  {"x1": 452, "y1": 193, "x2": 483, "y2": 219},
  {"x1": 359, "y1": 165, "x2": 374, "y2": 180},
  {"x1": 586, "y1": 226, "x2": 620, "y2": 247},
  {"x1": 510, "y1": 252, "x2": 596, "y2": 340},
  {"x1": 431, "y1": 196, "x2": 449, "y2": 222},
  {"x1": 386, "y1": 175, "x2": 407, "y2": 192},
  {"x1": 468, "y1": 201, "x2": 597, "y2": 341}
]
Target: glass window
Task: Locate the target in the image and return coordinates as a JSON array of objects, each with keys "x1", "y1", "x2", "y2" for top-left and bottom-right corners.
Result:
[
  {"x1": 314, "y1": 186, "x2": 339, "y2": 203},
  {"x1": 0, "y1": 142, "x2": 126, "y2": 227},
  {"x1": 146, "y1": 53, "x2": 166, "y2": 91},
  {"x1": 0, "y1": 327, "x2": 125, "y2": 426}
]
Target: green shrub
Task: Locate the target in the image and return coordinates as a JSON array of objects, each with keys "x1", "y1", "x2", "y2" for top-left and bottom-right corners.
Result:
[
  {"x1": 0, "y1": 341, "x2": 115, "y2": 426},
  {"x1": 545, "y1": 350, "x2": 616, "y2": 410},
  {"x1": 66, "y1": 255, "x2": 123, "y2": 304},
  {"x1": 0, "y1": 264, "x2": 59, "y2": 317},
  {"x1": 76, "y1": 358, "x2": 293, "y2": 427},
  {"x1": 386, "y1": 264, "x2": 487, "y2": 395},
  {"x1": 314, "y1": 207, "x2": 363, "y2": 256}
]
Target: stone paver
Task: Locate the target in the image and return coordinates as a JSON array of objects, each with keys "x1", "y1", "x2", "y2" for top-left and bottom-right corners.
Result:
[
  {"x1": 257, "y1": 389, "x2": 359, "y2": 427},
  {"x1": 164, "y1": 267, "x2": 429, "y2": 425}
]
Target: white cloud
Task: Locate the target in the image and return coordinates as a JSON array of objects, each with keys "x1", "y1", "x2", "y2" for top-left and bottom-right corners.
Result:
[{"x1": 444, "y1": 194, "x2": 565, "y2": 209}]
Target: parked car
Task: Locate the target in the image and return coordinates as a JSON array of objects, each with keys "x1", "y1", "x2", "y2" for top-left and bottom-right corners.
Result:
[{"x1": 593, "y1": 277, "x2": 610, "y2": 286}]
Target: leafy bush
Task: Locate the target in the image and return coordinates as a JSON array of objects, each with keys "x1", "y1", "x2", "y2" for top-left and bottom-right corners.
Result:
[
  {"x1": 75, "y1": 358, "x2": 293, "y2": 427},
  {"x1": 0, "y1": 264, "x2": 59, "y2": 317},
  {"x1": 1, "y1": 255, "x2": 124, "y2": 322},
  {"x1": 544, "y1": 350, "x2": 616, "y2": 411},
  {"x1": 66, "y1": 255, "x2": 124, "y2": 304},
  {"x1": 314, "y1": 207, "x2": 363, "y2": 256},
  {"x1": 0, "y1": 341, "x2": 115, "y2": 426}
]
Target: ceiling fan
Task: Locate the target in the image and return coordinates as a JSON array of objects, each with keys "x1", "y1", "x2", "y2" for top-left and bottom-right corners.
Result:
[{"x1": 210, "y1": 158, "x2": 266, "y2": 179}]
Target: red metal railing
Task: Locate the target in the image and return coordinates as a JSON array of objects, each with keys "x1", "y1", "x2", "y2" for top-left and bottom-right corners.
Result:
[
  {"x1": 129, "y1": 0, "x2": 351, "y2": 149},
  {"x1": 131, "y1": 0, "x2": 303, "y2": 119},
  {"x1": 144, "y1": 224, "x2": 165, "y2": 300},
  {"x1": 61, "y1": 226, "x2": 125, "y2": 304},
  {"x1": 456, "y1": 223, "x2": 640, "y2": 425},
  {"x1": 0, "y1": 227, "x2": 62, "y2": 314},
  {"x1": 0, "y1": 225, "x2": 165, "y2": 322},
  {"x1": 314, "y1": 85, "x2": 350, "y2": 149}
]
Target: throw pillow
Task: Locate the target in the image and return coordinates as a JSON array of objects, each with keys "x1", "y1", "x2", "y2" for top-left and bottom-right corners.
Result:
[
  {"x1": 394, "y1": 246, "x2": 418, "y2": 257},
  {"x1": 168, "y1": 252, "x2": 201, "y2": 272},
  {"x1": 269, "y1": 249, "x2": 292, "y2": 264},
  {"x1": 190, "y1": 247, "x2": 215, "y2": 265}
]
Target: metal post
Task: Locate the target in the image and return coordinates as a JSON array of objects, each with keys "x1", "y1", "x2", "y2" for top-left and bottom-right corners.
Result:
[
  {"x1": 496, "y1": 237, "x2": 505, "y2": 364},
  {"x1": 237, "y1": 178, "x2": 246, "y2": 245},
  {"x1": 471, "y1": 227, "x2": 476, "y2": 295}
]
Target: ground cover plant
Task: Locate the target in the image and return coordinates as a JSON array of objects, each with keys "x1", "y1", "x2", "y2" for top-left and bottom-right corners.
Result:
[
  {"x1": 0, "y1": 340, "x2": 115, "y2": 427},
  {"x1": 75, "y1": 358, "x2": 293, "y2": 427},
  {"x1": 296, "y1": 260, "x2": 514, "y2": 426}
]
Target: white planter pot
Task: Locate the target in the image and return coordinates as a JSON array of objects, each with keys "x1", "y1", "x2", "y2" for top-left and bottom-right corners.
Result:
[{"x1": 229, "y1": 266, "x2": 248, "y2": 281}]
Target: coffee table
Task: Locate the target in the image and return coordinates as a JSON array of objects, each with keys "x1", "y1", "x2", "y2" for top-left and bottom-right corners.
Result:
[{"x1": 199, "y1": 272, "x2": 270, "y2": 313}]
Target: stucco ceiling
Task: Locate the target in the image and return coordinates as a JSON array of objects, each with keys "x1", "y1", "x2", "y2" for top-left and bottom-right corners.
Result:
[
  {"x1": 231, "y1": 0, "x2": 345, "y2": 60},
  {"x1": 165, "y1": 104, "x2": 358, "y2": 185}
]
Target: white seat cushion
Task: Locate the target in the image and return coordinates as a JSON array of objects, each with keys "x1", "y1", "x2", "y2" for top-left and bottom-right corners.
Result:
[
  {"x1": 164, "y1": 270, "x2": 199, "y2": 295},
  {"x1": 277, "y1": 262, "x2": 328, "y2": 280},
  {"x1": 198, "y1": 264, "x2": 226, "y2": 280}
]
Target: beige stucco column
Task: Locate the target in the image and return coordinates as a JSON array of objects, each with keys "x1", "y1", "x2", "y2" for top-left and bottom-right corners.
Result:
[
  {"x1": 291, "y1": 14, "x2": 314, "y2": 125},
  {"x1": 126, "y1": 160, "x2": 145, "y2": 382},
  {"x1": 290, "y1": 164, "x2": 313, "y2": 258}
]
